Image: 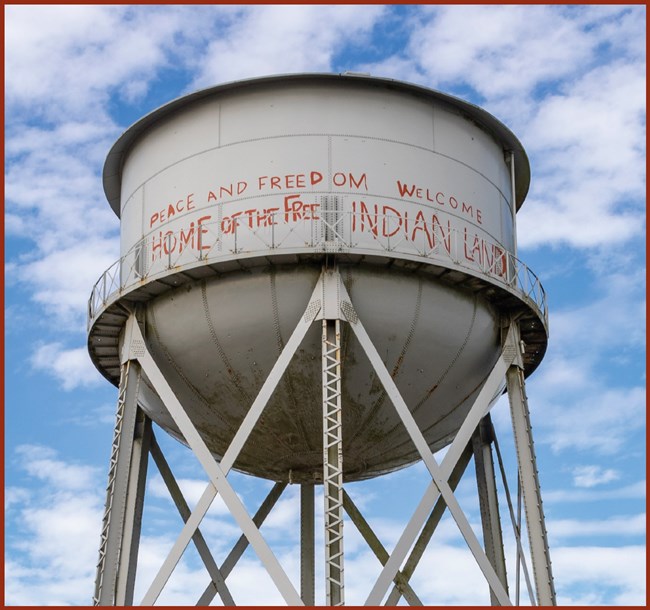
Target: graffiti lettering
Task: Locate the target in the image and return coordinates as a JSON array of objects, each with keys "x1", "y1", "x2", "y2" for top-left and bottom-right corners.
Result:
[
  {"x1": 352, "y1": 200, "x2": 452, "y2": 254},
  {"x1": 332, "y1": 172, "x2": 368, "y2": 190},
  {"x1": 258, "y1": 172, "x2": 324, "y2": 191},
  {"x1": 463, "y1": 228, "x2": 507, "y2": 276},
  {"x1": 151, "y1": 214, "x2": 211, "y2": 261},
  {"x1": 283, "y1": 194, "x2": 320, "y2": 222},
  {"x1": 149, "y1": 193, "x2": 195, "y2": 228},
  {"x1": 221, "y1": 207, "x2": 281, "y2": 235},
  {"x1": 207, "y1": 181, "x2": 248, "y2": 202},
  {"x1": 396, "y1": 181, "x2": 483, "y2": 224}
]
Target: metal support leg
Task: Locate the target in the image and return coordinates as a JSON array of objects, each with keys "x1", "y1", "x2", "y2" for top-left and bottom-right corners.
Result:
[
  {"x1": 322, "y1": 318, "x2": 344, "y2": 606},
  {"x1": 116, "y1": 413, "x2": 151, "y2": 605},
  {"x1": 516, "y1": 480, "x2": 523, "y2": 605},
  {"x1": 94, "y1": 359, "x2": 147, "y2": 606},
  {"x1": 506, "y1": 332, "x2": 556, "y2": 606},
  {"x1": 301, "y1": 484, "x2": 316, "y2": 605},
  {"x1": 472, "y1": 415, "x2": 508, "y2": 605},
  {"x1": 492, "y1": 426, "x2": 537, "y2": 605}
]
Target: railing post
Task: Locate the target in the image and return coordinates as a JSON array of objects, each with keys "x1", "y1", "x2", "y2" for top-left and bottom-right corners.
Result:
[{"x1": 102, "y1": 272, "x2": 107, "y2": 306}]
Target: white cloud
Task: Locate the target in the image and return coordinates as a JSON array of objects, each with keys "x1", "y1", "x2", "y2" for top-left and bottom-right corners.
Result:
[
  {"x1": 5, "y1": 119, "x2": 118, "y2": 230},
  {"x1": 407, "y1": 541, "x2": 504, "y2": 606},
  {"x1": 5, "y1": 5, "x2": 212, "y2": 120},
  {"x1": 517, "y1": 59, "x2": 646, "y2": 249},
  {"x1": 31, "y1": 342, "x2": 104, "y2": 390},
  {"x1": 409, "y1": 6, "x2": 595, "y2": 98},
  {"x1": 14, "y1": 444, "x2": 100, "y2": 490},
  {"x1": 5, "y1": 5, "x2": 121, "y2": 110},
  {"x1": 512, "y1": 259, "x2": 646, "y2": 456},
  {"x1": 549, "y1": 268, "x2": 646, "y2": 354},
  {"x1": 571, "y1": 465, "x2": 620, "y2": 488},
  {"x1": 357, "y1": 54, "x2": 423, "y2": 85},
  {"x1": 548, "y1": 513, "x2": 645, "y2": 539},
  {"x1": 192, "y1": 4, "x2": 387, "y2": 87},
  {"x1": 363, "y1": 5, "x2": 646, "y2": 250},
  {"x1": 542, "y1": 480, "x2": 645, "y2": 504},
  {"x1": 147, "y1": 473, "x2": 231, "y2": 516},
  {"x1": 4, "y1": 487, "x2": 31, "y2": 512},
  {"x1": 258, "y1": 486, "x2": 300, "y2": 531},
  {"x1": 493, "y1": 338, "x2": 645, "y2": 460},
  {"x1": 61, "y1": 402, "x2": 117, "y2": 428},
  {"x1": 132, "y1": 534, "x2": 225, "y2": 605},
  {"x1": 553, "y1": 545, "x2": 646, "y2": 605},
  {"x1": 5, "y1": 446, "x2": 104, "y2": 606},
  {"x1": 536, "y1": 385, "x2": 645, "y2": 455},
  {"x1": 5, "y1": 120, "x2": 120, "y2": 330},
  {"x1": 527, "y1": 359, "x2": 645, "y2": 457}
]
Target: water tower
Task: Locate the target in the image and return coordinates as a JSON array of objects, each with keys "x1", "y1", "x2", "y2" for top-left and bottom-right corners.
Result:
[{"x1": 89, "y1": 74, "x2": 555, "y2": 606}]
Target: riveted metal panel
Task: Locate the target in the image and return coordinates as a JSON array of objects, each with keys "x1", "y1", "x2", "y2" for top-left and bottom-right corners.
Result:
[{"x1": 217, "y1": 84, "x2": 435, "y2": 148}]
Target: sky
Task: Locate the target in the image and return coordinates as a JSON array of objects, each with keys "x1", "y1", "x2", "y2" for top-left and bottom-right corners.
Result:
[{"x1": 3, "y1": 3, "x2": 646, "y2": 606}]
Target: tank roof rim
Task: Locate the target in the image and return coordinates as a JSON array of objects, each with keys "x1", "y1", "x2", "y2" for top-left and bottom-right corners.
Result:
[{"x1": 103, "y1": 72, "x2": 530, "y2": 218}]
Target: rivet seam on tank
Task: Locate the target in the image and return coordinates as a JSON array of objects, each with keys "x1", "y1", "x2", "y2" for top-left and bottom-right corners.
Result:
[
  {"x1": 269, "y1": 268, "x2": 284, "y2": 353},
  {"x1": 148, "y1": 307, "x2": 214, "y2": 409},
  {"x1": 201, "y1": 281, "x2": 251, "y2": 403}
]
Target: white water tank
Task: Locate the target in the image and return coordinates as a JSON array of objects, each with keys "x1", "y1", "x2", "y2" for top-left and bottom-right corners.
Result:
[{"x1": 88, "y1": 74, "x2": 547, "y2": 483}]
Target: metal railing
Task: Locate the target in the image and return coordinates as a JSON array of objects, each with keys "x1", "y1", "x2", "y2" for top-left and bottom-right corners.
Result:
[{"x1": 88, "y1": 211, "x2": 547, "y2": 330}]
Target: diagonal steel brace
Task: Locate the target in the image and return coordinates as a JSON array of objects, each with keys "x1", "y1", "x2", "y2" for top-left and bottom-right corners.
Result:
[
  {"x1": 136, "y1": 341, "x2": 302, "y2": 604},
  {"x1": 196, "y1": 481, "x2": 288, "y2": 606},
  {"x1": 384, "y1": 442, "x2": 474, "y2": 606},
  {"x1": 363, "y1": 330, "x2": 518, "y2": 605},
  {"x1": 128, "y1": 279, "x2": 323, "y2": 605},
  {"x1": 342, "y1": 489, "x2": 422, "y2": 605},
  {"x1": 148, "y1": 431, "x2": 235, "y2": 606}
]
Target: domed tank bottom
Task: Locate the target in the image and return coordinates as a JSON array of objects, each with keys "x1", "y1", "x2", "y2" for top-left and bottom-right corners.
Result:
[{"x1": 136, "y1": 263, "x2": 501, "y2": 483}]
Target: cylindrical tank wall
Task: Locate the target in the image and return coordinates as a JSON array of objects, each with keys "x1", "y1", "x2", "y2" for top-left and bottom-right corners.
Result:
[{"x1": 117, "y1": 80, "x2": 515, "y2": 277}]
